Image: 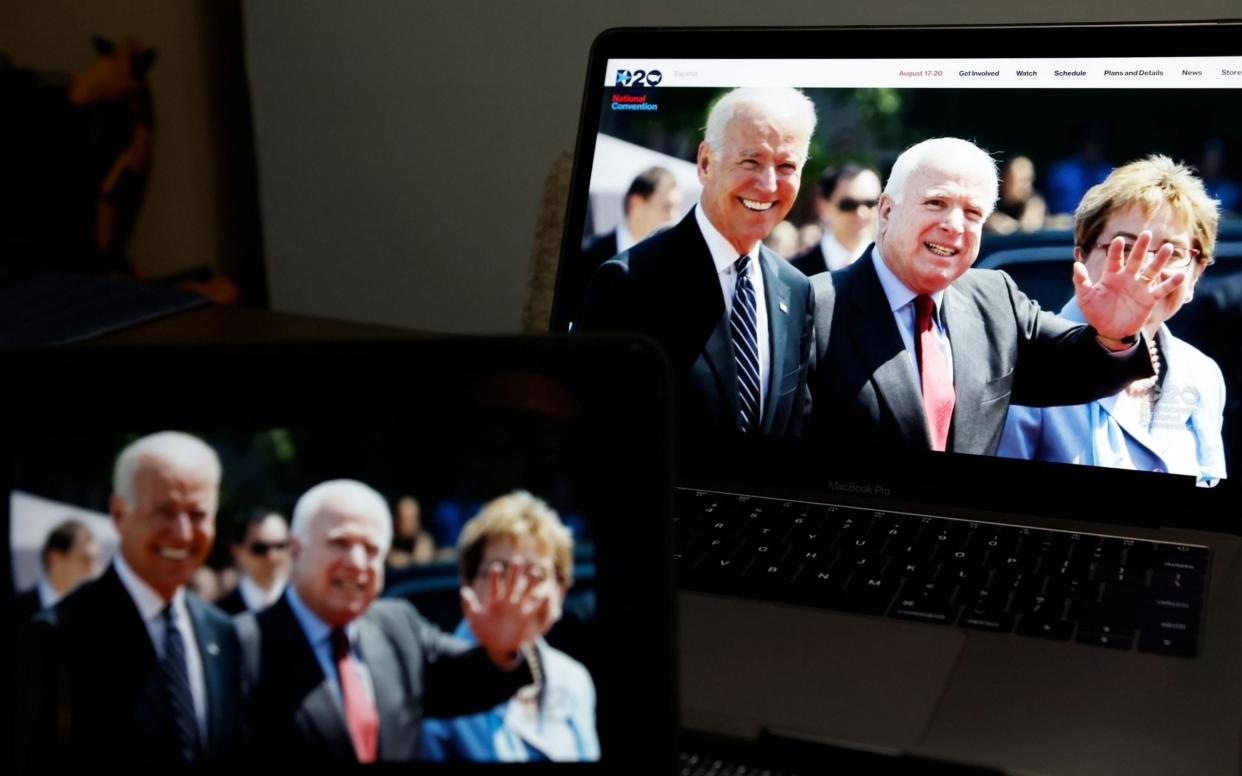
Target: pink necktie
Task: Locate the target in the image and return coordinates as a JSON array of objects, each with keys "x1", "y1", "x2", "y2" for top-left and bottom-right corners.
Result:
[
  {"x1": 331, "y1": 628, "x2": 379, "y2": 763},
  {"x1": 915, "y1": 294, "x2": 955, "y2": 452}
]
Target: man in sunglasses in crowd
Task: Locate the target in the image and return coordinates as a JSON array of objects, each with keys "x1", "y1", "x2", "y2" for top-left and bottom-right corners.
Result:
[
  {"x1": 791, "y1": 163, "x2": 883, "y2": 277},
  {"x1": 216, "y1": 508, "x2": 291, "y2": 615}
]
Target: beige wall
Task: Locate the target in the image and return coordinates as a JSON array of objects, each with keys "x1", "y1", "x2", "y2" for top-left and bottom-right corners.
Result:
[{"x1": 244, "y1": 0, "x2": 1238, "y2": 334}]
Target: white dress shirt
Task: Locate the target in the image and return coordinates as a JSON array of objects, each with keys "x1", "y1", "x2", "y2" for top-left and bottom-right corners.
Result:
[
  {"x1": 871, "y1": 247, "x2": 953, "y2": 384},
  {"x1": 36, "y1": 578, "x2": 60, "y2": 609},
  {"x1": 285, "y1": 586, "x2": 376, "y2": 705},
  {"x1": 695, "y1": 203, "x2": 770, "y2": 415},
  {"x1": 113, "y1": 555, "x2": 209, "y2": 742},
  {"x1": 820, "y1": 232, "x2": 869, "y2": 271},
  {"x1": 237, "y1": 574, "x2": 284, "y2": 613},
  {"x1": 614, "y1": 221, "x2": 638, "y2": 254}
]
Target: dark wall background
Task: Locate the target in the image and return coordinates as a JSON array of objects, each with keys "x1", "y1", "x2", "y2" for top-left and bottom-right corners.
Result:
[{"x1": 0, "y1": 0, "x2": 262, "y2": 296}]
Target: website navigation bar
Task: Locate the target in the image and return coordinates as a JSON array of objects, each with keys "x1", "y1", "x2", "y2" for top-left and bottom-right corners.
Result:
[{"x1": 605, "y1": 58, "x2": 1242, "y2": 89}]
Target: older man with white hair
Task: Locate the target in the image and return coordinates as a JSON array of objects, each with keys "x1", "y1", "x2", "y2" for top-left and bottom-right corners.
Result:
[
  {"x1": 17, "y1": 431, "x2": 245, "y2": 770},
  {"x1": 236, "y1": 479, "x2": 551, "y2": 764},
  {"x1": 807, "y1": 137, "x2": 1183, "y2": 454},
  {"x1": 578, "y1": 87, "x2": 817, "y2": 436}
]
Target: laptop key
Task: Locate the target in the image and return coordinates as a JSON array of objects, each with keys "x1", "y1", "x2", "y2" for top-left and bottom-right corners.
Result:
[
  {"x1": 741, "y1": 559, "x2": 801, "y2": 586},
  {"x1": 1155, "y1": 543, "x2": 1209, "y2": 558},
  {"x1": 1154, "y1": 555, "x2": 1208, "y2": 576},
  {"x1": 1092, "y1": 562, "x2": 1141, "y2": 585},
  {"x1": 835, "y1": 550, "x2": 890, "y2": 573},
  {"x1": 795, "y1": 564, "x2": 847, "y2": 592},
  {"x1": 941, "y1": 566, "x2": 988, "y2": 591},
  {"x1": 789, "y1": 545, "x2": 832, "y2": 566},
  {"x1": 956, "y1": 582, "x2": 999, "y2": 606},
  {"x1": 1143, "y1": 589, "x2": 1202, "y2": 614},
  {"x1": 841, "y1": 572, "x2": 901, "y2": 597},
  {"x1": 1077, "y1": 621, "x2": 1135, "y2": 639},
  {"x1": 902, "y1": 578, "x2": 954, "y2": 604},
  {"x1": 1076, "y1": 630, "x2": 1134, "y2": 649},
  {"x1": 1138, "y1": 629, "x2": 1198, "y2": 658},
  {"x1": 959, "y1": 608, "x2": 1015, "y2": 632},
  {"x1": 1135, "y1": 609, "x2": 1200, "y2": 634},
  {"x1": 889, "y1": 598, "x2": 958, "y2": 625},
  {"x1": 735, "y1": 538, "x2": 791, "y2": 564},
  {"x1": 1015, "y1": 616, "x2": 1074, "y2": 640},
  {"x1": 1011, "y1": 590, "x2": 1069, "y2": 618},
  {"x1": 1150, "y1": 570, "x2": 1205, "y2": 594}
]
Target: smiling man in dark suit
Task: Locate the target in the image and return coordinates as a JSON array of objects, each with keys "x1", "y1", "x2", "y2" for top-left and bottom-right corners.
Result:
[
  {"x1": 577, "y1": 87, "x2": 817, "y2": 436},
  {"x1": 807, "y1": 137, "x2": 1185, "y2": 455},
  {"x1": 16, "y1": 431, "x2": 244, "y2": 770},
  {"x1": 237, "y1": 479, "x2": 548, "y2": 764}
]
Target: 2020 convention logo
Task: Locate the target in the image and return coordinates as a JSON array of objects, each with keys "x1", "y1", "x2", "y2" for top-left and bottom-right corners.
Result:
[{"x1": 615, "y1": 69, "x2": 663, "y2": 87}]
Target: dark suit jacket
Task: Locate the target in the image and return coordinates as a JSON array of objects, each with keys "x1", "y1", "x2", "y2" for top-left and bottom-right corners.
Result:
[
  {"x1": 577, "y1": 210, "x2": 815, "y2": 436},
  {"x1": 236, "y1": 594, "x2": 531, "y2": 763},
  {"x1": 581, "y1": 230, "x2": 620, "y2": 274},
  {"x1": 790, "y1": 242, "x2": 828, "y2": 277},
  {"x1": 215, "y1": 586, "x2": 247, "y2": 616},
  {"x1": 561, "y1": 229, "x2": 622, "y2": 326},
  {"x1": 9, "y1": 587, "x2": 42, "y2": 628},
  {"x1": 14, "y1": 566, "x2": 245, "y2": 771},
  {"x1": 807, "y1": 247, "x2": 1155, "y2": 455}
]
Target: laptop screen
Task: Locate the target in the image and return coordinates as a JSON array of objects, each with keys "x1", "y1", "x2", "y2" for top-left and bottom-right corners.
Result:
[
  {"x1": 553, "y1": 23, "x2": 1241, "y2": 528},
  {"x1": 3, "y1": 340, "x2": 676, "y2": 770}
]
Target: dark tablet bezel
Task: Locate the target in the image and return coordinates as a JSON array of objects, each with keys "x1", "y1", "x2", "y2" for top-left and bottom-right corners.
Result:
[{"x1": 1, "y1": 336, "x2": 678, "y2": 772}]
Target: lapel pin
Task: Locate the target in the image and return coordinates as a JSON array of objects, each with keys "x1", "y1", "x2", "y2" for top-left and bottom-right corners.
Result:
[
  {"x1": 779, "y1": 301, "x2": 789, "y2": 314},
  {"x1": 206, "y1": 642, "x2": 220, "y2": 656}
]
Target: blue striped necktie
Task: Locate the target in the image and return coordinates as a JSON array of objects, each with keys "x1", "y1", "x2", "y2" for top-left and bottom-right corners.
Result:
[
  {"x1": 731, "y1": 255, "x2": 761, "y2": 432},
  {"x1": 160, "y1": 604, "x2": 201, "y2": 762}
]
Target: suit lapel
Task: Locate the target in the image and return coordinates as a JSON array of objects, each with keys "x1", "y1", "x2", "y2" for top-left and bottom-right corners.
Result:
[
  {"x1": 849, "y1": 253, "x2": 929, "y2": 448},
  {"x1": 98, "y1": 566, "x2": 159, "y2": 664},
  {"x1": 663, "y1": 212, "x2": 726, "y2": 372},
  {"x1": 812, "y1": 245, "x2": 828, "y2": 275},
  {"x1": 942, "y1": 283, "x2": 987, "y2": 453},
  {"x1": 95, "y1": 567, "x2": 162, "y2": 735},
  {"x1": 267, "y1": 597, "x2": 357, "y2": 761},
  {"x1": 185, "y1": 594, "x2": 225, "y2": 747},
  {"x1": 298, "y1": 677, "x2": 356, "y2": 760},
  {"x1": 679, "y1": 215, "x2": 740, "y2": 429},
  {"x1": 356, "y1": 616, "x2": 404, "y2": 761},
  {"x1": 759, "y1": 249, "x2": 790, "y2": 432},
  {"x1": 701, "y1": 312, "x2": 741, "y2": 429}
]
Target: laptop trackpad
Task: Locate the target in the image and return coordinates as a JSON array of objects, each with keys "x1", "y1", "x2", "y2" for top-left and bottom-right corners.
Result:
[{"x1": 678, "y1": 592, "x2": 964, "y2": 751}]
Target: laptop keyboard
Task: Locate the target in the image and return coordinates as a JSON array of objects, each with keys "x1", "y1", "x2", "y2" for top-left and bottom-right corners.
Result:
[
  {"x1": 674, "y1": 489, "x2": 1210, "y2": 658},
  {"x1": 679, "y1": 750, "x2": 798, "y2": 776}
]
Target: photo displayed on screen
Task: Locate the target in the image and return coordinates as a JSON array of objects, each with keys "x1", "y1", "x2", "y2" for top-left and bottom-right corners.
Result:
[
  {"x1": 9, "y1": 419, "x2": 602, "y2": 766},
  {"x1": 566, "y1": 58, "x2": 1240, "y2": 487}
]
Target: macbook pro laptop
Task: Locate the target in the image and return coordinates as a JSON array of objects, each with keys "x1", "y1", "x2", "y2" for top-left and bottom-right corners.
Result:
[
  {"x1": 3, "y1": 338, "x2": 678, "y2": 773},
  {"x1": 551, "y1": 22, "x2": 1242, "y2": 775}
]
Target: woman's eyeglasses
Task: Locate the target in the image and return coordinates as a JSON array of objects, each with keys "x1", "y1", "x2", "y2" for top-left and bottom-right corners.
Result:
[{"x1": 1090, "y1": 242, "x2": 1204, "y2": 269}]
